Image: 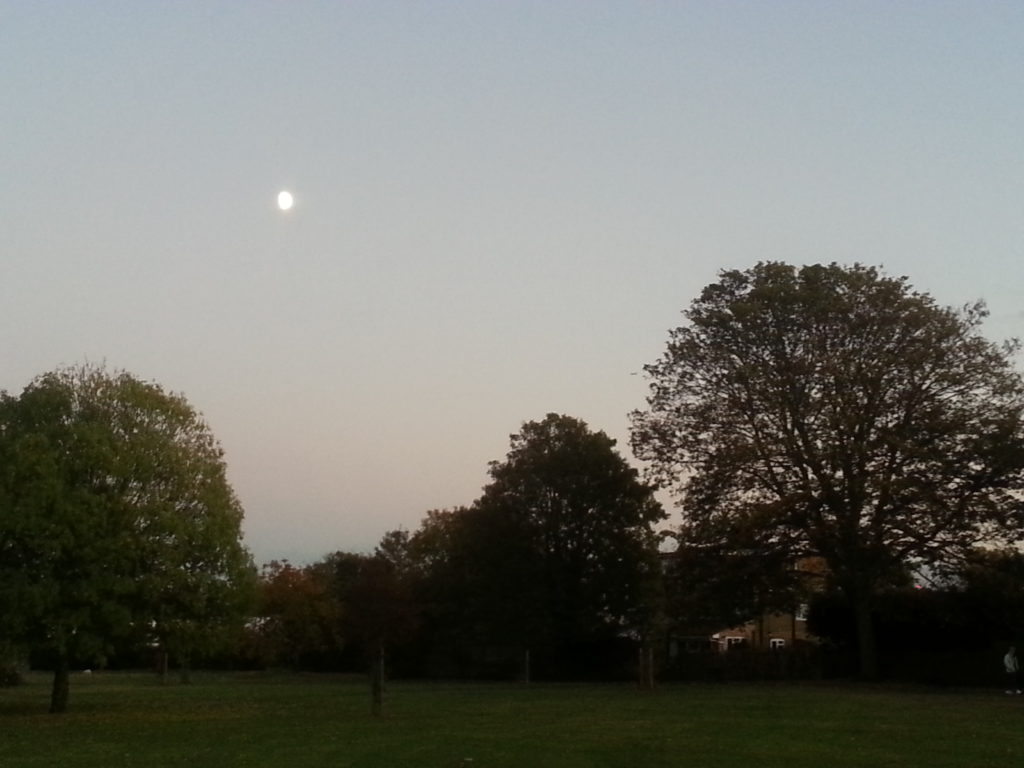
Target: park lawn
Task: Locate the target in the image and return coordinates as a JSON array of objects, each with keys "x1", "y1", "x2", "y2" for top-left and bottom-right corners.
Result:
[{"x1": 2, "y1": 672, "x2": 1022, "y2": 768}]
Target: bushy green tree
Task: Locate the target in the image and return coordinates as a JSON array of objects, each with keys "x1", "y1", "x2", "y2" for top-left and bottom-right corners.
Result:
[{"x1": 0, "y1": 364, "x2": 254, "y2": 711}]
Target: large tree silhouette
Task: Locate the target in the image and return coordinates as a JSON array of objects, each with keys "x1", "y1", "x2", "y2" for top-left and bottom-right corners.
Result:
[
  {"x1": 476, "y1": 414, "x2": 665, "y2": 675},
  {"x1": 632, "y1": 262, "x2": 1024, "y2": 678}
]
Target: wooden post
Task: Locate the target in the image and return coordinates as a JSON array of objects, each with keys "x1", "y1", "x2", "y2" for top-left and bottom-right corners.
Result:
[
  {"x1": 646, "y1": 644, "x2": 655, "y2": 690},
  {"x1": 638, "y1": 640, "x2": 655, "y2": 690},
  {"x1": 371, "y1": 644, "x2": 384, "y2": 717},
  {"x1": 50, "y1": 653, "x2": 70, "y2": 714},
  {"x1": 157, "y1": 646, "x2": 169, "y2": 685}
]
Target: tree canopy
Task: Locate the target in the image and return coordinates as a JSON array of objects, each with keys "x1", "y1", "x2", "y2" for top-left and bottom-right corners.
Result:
[
  {"x1": 472, "y1": 414, "x2": 665, "y2": 672},
  {"x1": 0, "y1": 364, "x2": 254, "y2": 711},
  {"x1": 249, "y1": 560, "x2": 342, "y2": 671},
  {"x1": 631, "y1": 262, "x2": 1024, "y2": 677}
]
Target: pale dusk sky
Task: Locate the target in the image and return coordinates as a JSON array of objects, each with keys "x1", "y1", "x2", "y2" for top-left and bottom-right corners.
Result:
[{"x1": 3, "y1": 2, "x2": 1023, "y2": 565}]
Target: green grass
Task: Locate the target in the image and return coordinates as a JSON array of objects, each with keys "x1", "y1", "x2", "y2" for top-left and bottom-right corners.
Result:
[{"x1": 2, "y1": 671, "x2": 1023, "y2": 767}]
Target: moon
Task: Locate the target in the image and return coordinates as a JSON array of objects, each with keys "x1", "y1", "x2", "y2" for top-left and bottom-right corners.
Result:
[{"x1": 277, "y1": 190, "x2": 294, "y2": 211}]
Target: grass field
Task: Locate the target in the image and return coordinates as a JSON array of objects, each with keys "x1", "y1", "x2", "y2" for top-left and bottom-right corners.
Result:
[{"x1": 2, "y1": 671, "x2": 1023, "y2": 767}]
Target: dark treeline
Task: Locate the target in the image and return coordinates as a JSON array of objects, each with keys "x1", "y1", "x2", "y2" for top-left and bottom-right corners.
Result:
[
  {"x1": 808, "y1": 549, "x2": 1024, "y2": 686},
  {"x1": 228, "y1": 539, "x2": 1024, "y2": 689},
  {"x1": 237, "y1": 413, "x2": 666, "y2": 683}
]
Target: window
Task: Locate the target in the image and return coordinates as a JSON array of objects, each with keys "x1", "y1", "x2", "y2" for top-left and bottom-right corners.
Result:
[{"x1": 769, "y1": 638, "x2": 786, "y2": 650}]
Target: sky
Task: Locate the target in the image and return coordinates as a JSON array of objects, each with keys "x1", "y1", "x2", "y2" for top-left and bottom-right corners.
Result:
[{"x1": 3, "y1": 2, "x2": 1023, "y2": 566}]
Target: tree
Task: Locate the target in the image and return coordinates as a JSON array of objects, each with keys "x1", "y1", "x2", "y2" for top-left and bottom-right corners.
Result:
[
  {"x1": 664, "y1": 533, "x2": 806, "y2": 640},
  {"x1": 631, "y1": 262, "x2": 1024, "y2": 678},
  {"x1": 150, "y1": 541, "x2": 256, "y2": 684},
  {"x1": 0, "y1": 364, "x2": 254, "y2": 711},
  {"x1": 249, "y1": 560, "x2": 342, "y2": 671},
  {"x1": 952, "y1": 548, "x2": 1024, "y2": 646},
  {"x1": 474, "y1": 414, "x2": 665, "y2": 678},
  {"x1": 402, "y1": 505, "x2": 543, "y2": 678},
  {"x1": 314, "y1": 549, "x2": 419, "y2": 716}
]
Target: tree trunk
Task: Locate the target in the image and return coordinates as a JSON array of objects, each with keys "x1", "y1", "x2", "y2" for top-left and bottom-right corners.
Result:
[
  {"x1": 157, "y1": 646, "x2": 169, "y2": 685},
  {"x1": 522, "y1": 648, "x2": 531, "y2": 685},
  {"x1": 854, "y1": 594, "x2": 878, "y2": 680},
  {"x1": 179, "y1": 655, "x2": 192, "y2": 685},
  {"x1": 370, "y1": 644, "x2": 384, "y2": 717},
  {"x1": 638, "y1": 641, "x2": 655, "y2": 690},
  {"x1": 0, "y1": 650, "x2": 26, "y2": 687},
  {"x1": 789, "y1": 610, "x2": 799, "y2": 680},
  {"x1": 50, "y1": 653, "x2": 70, "y2": 714}
]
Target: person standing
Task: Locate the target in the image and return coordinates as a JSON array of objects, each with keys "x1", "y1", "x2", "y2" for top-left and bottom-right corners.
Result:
[{"x1": 1004, "y1": 646, "x2": 1021, "y2": 694}]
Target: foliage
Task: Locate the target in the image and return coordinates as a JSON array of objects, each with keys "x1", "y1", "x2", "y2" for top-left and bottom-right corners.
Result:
[
  {"x1": 314, "y1": 549, "x2": 421, "y2": 660},
  {"x1": 631, "y1": 262, "x2": 1024, "y2": 677},
  {"x1": 0, "y1": 644, "x2": 26, "y2": 687},
  {"x1": 395, "y1": 415, "x2": 665, "y2": 677},
  {"x1": 482, "y1": 414, "x2": 665, "y2": 644},
  {"x1": 664, "y1": 537, "x2": 806, "y2": 634},
  {"x1": 0, "y1": 364, "x2": 254, "y2": 710},
  {"x1": 356, "y1": 415, "x2": 666, "y2": 680},
  {"x1": 398, "y1": 506, "x2": 542, "y2": 676},
  {"x1": 302, "y1": 549, "x2": 422, "y2": 715},
  {"x1": 808, "y1": 550, "x2": 1024, "y2": 680},
  {"x1": 246, "y1": 548, "x2": 421, "y2": 709},
  {"x1": 956, "y1": 548, "x2": 1024, "y2": 642},
  {"x1": 247, "y1": 560, "x2": 343, "y2": 670}
]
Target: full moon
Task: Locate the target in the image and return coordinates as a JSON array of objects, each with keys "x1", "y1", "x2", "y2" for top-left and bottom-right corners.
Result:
[{"x1": 277, "y1": 190, "x2": 294, "y2": 211}]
